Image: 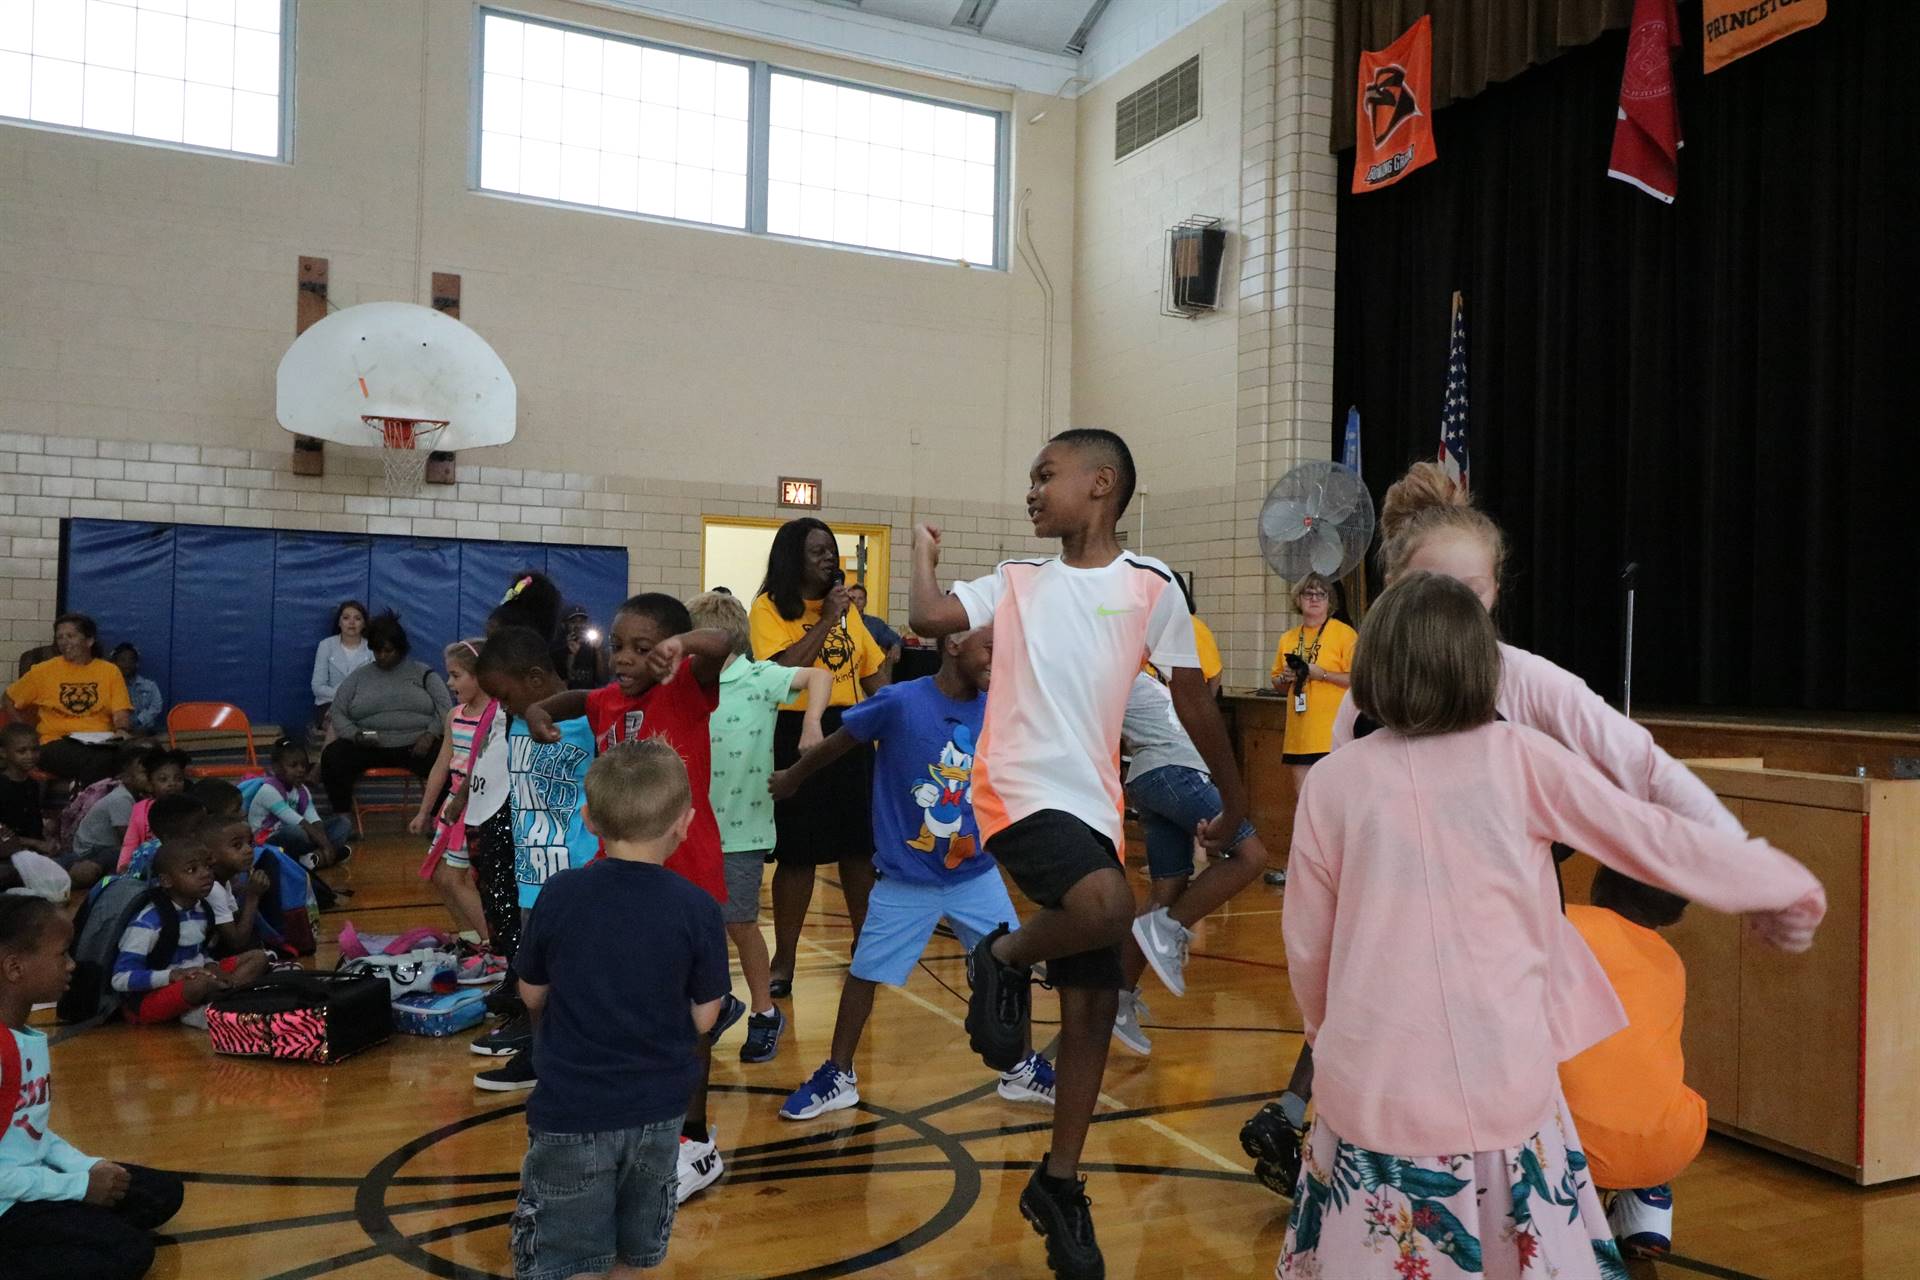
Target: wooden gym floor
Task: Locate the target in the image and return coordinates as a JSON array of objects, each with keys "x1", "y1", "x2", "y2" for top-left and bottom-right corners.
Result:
[{"x1": 35, "y1": 827, "x2": 1920, "y2": 1279}]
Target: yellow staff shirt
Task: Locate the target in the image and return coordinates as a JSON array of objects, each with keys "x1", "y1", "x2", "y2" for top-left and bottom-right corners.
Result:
[
  {"x1": 1269, "y1": 618, "x2": 1356, "y2": 756},
  {"x1": 5, "y1": 657, "x2": 131, "y2": 742},
  {"x1": 749, "y1": 593, "x2": 885, "y2": 711}
]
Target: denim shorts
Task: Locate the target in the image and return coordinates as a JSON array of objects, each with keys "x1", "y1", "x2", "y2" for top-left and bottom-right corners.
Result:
[
  {"x1": 512, "y1": 1116, "x2": 685, "y2": 1278},
  {"x1": 1125, "y1": 765, "x2": 1257, "y2": 880}
]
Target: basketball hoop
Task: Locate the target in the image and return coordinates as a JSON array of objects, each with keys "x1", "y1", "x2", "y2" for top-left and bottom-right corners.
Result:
[{"x1": 363, "y1": 415, "x2": 448, "y2": 495}]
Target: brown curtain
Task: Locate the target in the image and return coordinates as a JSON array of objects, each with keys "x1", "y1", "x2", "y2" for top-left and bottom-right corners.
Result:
[{"x1": 1331, "y1": 0, "x2": 1632, "y2": 151}]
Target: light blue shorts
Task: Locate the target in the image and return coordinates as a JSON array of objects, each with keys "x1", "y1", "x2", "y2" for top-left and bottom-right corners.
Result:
[{"x1": 849, "y1": 871, "x2": 1020, "y2": 988}]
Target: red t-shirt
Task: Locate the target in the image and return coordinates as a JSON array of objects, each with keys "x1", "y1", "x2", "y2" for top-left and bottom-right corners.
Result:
[{"x1": 584, "y1": 662, "x2": 726, "y2": 904}]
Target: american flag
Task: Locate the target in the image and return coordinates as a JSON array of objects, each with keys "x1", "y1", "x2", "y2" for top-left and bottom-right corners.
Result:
[
  {"x1": 1438, "y1": 291, "x2": 1469, "y2": 492},
  {"x1": 1340, "y1": 406, "x2": 1362, "y2": 476}
]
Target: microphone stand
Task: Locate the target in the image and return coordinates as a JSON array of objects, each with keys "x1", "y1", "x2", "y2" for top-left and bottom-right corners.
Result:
[{"x1": 1620, "y1": 562, "x2": 1639, "y2": 718}]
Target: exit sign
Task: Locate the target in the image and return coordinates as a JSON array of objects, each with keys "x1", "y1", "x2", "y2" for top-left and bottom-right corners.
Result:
[{"x1": 779, "y1": 477, "x2": 822, "y2": 509}]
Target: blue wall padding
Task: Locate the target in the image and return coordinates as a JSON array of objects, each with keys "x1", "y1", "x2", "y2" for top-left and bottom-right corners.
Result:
[{"x1": 60, "y1": 520, "x2": 630, "y2": 731}]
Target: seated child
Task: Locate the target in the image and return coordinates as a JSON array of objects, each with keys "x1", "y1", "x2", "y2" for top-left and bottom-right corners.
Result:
[
  {"x1": 1113, "y1": 669, "x2": 1269, "y2": 1055},
  {"x1": 686, "y1": 590, "x2": 830, "y2": 1064},
  {"x1": 247, "y1": 738, "x2": 352, "y2": 869},
  {"x1": 192, "y1": 779, "x2": 311, "y2": 958},
  {"x1": 116, "y1": 750, "x2": 191, "y2": 871},
  {"x1": 199, "y1": 810, "x2": 273, "y2": 957},
  {"x1": 0, "y1": 896, "x2": 186, "y2": 1280},
  {"x1": 110, "y1": 841, "x2": 269, "y2": 1027},
  {"x1": 775, "y1": 628, "x2": 1058, "y2": 1122},
  {"x1": 67, "y1": 743, "x2": 154, "y2": 885},
  {"x1": 119, "y1": 794, "x2": 208, "y2": 880},
  {"x1": 1559, "y1": 868, "x2": 1707, "y2": 1258},
  {"x1": 511, "y1": 741, "x2": 728, "y2": 1279},
  {"x1": 111, "y1": 644, "x2": 165, "y2": 737},
  {"x1": 0, "y1": 723, "x2": 52, "y2": 856}
]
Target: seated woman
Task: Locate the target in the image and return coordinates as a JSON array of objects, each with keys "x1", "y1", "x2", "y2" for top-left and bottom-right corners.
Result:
[
  {"x1": 318, "y1": 612, "x2": 450, "y2": 820},
  {"x1": 1, "y1": 614, "x2": 131, "y2": 784},
  {"x1": 110, "y1": 644, "x2": 165, "y2": 737},
  {"x1": 310, "y1": 600, "x2": 373, "y2": 740}
]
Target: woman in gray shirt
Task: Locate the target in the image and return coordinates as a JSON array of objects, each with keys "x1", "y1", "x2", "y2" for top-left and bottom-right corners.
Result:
[{"x1": 318, "y1": 612, "x2": 450, "y2": 817}]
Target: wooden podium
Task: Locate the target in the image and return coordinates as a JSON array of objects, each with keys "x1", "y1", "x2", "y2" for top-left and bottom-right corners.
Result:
[{"x1": 1569, "y1": 763, "x2": 1920, "y2": 1184}]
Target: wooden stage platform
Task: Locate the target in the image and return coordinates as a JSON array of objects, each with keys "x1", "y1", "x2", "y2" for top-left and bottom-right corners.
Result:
[{"x1": 34, "y1": 820, "x2": 1920, "y2": 1278}]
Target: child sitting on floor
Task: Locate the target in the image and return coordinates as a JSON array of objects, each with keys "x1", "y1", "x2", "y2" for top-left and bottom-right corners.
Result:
[
  {"x1": 1559, "y1": 868, "x2": 1707, "y2": 1259},
  {"x1": 200, "y1": 810, "x2": 273, "y2": 957},
  {"x1": 0, "y1": 723, "x2": 52, "y2": 857},
  {"x1": 248, "y1": 738, "x2": 352, "y2": 870},
  {"x1": 110, "y1": 841, "x2": 269, "y2": 1028},
  {"x1": 775, "y1": 626, "x2": 1058, "y2": 1122},
  {"x1": 0, "y1": 896, "x2": 186, "y2": 1279},
  {"x1": 119, "y1": 794, "x2": 208, "y2": 880},
  {"x1": 116, "y1": 749, "x2": 190, "y2": 870},
  {"x1": 67, "y1": 743, "x2": 154, "y2": 886}
]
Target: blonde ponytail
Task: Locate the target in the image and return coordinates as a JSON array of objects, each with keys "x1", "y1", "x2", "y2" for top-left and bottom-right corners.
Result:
[{"x1": 1378, "y1": 461, "x2": 1506, "y2": 585}]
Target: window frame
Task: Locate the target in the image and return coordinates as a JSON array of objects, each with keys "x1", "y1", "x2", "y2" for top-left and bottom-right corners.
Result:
[
  {"x1": 0, "y1": 0, "x2": 299, "y2": 165},
  {"x1": 473, "y1": 7, "x2": 1008, "y2": 271}
]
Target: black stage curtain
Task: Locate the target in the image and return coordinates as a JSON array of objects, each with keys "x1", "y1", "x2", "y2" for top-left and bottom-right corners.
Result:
[{"x1": 1332, "y1": 4, "x2": 1918, "y2": 714}]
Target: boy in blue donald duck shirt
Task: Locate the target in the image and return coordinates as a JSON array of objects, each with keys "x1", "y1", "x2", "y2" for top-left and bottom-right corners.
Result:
[{"x1": 772, "y1": 627, "x2": 1056, "y2": 1120}]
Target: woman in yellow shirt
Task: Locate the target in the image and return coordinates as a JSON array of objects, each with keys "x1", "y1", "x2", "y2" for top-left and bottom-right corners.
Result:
[
  {"x1": 1, "y1": 613, "x2": 133, "y2": 783},
  {"x1": 1268, "y1": 573, "x2": 1355, "y2": 781},
  {"x1": 749, "y1": 518, "x2": 888, "y2": 999}
]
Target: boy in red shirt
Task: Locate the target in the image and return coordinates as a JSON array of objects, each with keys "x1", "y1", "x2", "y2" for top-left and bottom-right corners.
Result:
[{"x1": 526, "y1": 592, "x2": 738, "y2": 1206}]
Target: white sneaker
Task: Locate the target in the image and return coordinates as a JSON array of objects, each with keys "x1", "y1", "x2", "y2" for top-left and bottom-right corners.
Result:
[
  {"x1": 996, "y1": 1052, "x2": 1057, "y2": 1106},
  {"x1": 1607, "y1": 1184, "x2": 1673, "y2": 1256},
  {"x1": 1132, "y1": 907, "x2": 1192, "y2": 997},
  {"x1": 676, "y1": 1132, "x2": 723, "y2": 1204},
  {"x1": 181, "y1": 1005, "x2": 209, "y2": 1030},
  {"x1": 1111, "y1": 988, "x2": 1152, "y2": 1056}
]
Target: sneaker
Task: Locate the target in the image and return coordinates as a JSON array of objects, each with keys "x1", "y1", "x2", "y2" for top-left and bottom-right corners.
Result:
[
  {"x1": 739, "y1": 1008, "x2": 787, "y2": 1063},
  {"x1": 709, "y1": 993, "x2": 746, "y2": 1046},
  {"x1": 474, "y1": 1051, "x2": 537, "y2": 1092},
  {"x1": 997, "y1": 1052, "x2": 1057, "y2": 1106},
  {"x1": 457, "y1": 951, "x2": 508, "y2": 987},
  {"x1": 470, "y1": 1011, "x2": 530, "y2": 1057},
  {"x1": 1111, "y1": 988, "x2": 1152, "y2": 1056},
  {"x1": 965, "y1": 924, "x2": 1030, "y2": 1072},
  {"x1": 780, "y1": 1060, "x2": 859, "y2": 1121},
  {"x1": 1240, "y1": 1093, "x2": 1307, "y2": 1198},
  {"x1": 1131, "y1": 907, "x2": 1191, "y2": 997},
  {"x1": 676, "y1": 1133, "x2": 723, "y2": 1203},
  {"x1": 1018, "y1": 1158, "x2": 1105, "y2": 1280},
  {"x1": 768, "y1": 976, "x2": 793, "y2": 999},
  {"x1": 1263, "y1": 868, "x2": 1288, "y2": 887},
  {"x1": 483, "y1": 982, "x2": 523, "y2": 1017},
  {"x1": 1607, "y1": 1184, "x2": 1673, "y2": 1257},
  {"x1": 180, "y1": 1005, "x2": 208, "y2": 1030}
]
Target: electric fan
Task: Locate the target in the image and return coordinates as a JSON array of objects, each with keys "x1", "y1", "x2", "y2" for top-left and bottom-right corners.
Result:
[{"x1": 1256, "y1": 461, "x2": 1376, "y2": 581}]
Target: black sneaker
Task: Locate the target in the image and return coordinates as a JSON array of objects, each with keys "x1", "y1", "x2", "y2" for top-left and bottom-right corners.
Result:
[
  {"x1": 709, "y1": 993, "x2": 746, "y2": 1046},
  {"x1": 965, "y1": 924, "x2": 1029, "y2": 1072},
  {"x1": 1018, "y1": 1159, "x2": 1104, "y2": 1280},
  {"x1": 739, "y1": 1008, "x2": 787, "y2": 1063},
  {"x1": 768, "y1": 976, "x2": 792, "y2": 999},
  {"x1": 1239, "y1": 1095, "x2": 1306, "y2": 1198},
  {"x1": 474, "y1": 1051, "x2": 537, "y2": 1092},
  {"x1": 470, "y1": 1011, "x2": 530, "y2": 1058},
  {"x1": 483, "y1": 982, "x2": 524, "y2": 1018}
]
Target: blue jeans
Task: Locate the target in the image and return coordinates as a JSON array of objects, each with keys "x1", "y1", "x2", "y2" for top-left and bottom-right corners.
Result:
[
  {"x1": 1126, "y1": 765, "x2": 1257, "y2": 880},
  {"x1": 271, "y1": 815, "x2": 353, "y2": 860},
  {"x1": 512, "y1": 1117, "x2": 685, "y2": 1278}
]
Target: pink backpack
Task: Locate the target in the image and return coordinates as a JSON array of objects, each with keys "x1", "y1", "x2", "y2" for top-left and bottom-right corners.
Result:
[{"x1": 51, "y1": 778, "x2": 117, "y2": 854}]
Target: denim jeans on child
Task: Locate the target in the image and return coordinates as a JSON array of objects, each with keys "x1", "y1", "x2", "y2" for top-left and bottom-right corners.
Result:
[{"x1": 512, "y1": 1116, "x2": 685, "y2": 1279}]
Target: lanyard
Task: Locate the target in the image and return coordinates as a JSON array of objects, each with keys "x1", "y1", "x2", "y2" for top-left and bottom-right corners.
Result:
[{"x1": 1291, "y1": 623, "x2": 1327, "y2": 666}]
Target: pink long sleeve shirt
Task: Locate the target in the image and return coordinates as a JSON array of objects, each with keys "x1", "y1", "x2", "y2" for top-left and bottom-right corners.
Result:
[{"x1": 1284, "y1": 720, "x2": 1825, "y2": 1157}]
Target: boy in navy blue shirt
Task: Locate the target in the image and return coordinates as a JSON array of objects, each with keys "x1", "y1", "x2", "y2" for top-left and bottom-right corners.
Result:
[
  {"x1": 511, "y1": 741, "x2": 730, "y2": 1278},
  {"x1": 773, "y1": 628, "x2": 1056, "y2": 1122}
]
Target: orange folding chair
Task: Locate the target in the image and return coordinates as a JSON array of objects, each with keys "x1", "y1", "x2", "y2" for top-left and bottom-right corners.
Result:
[
  {"x1": 354, "y1": 766, "x2": 423, "y2": 832},
  {"x1": 167, "y1": 702, "x2": 260, "y2": 779}
]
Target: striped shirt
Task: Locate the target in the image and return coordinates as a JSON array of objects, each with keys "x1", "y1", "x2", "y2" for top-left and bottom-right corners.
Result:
[{"x1": 111, "y1": 898, "x2": 212, "y2": 993}]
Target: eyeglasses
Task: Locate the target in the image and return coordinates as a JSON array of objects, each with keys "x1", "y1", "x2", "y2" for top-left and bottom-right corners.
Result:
[{"x1": 1298, "y1": 591, "x2": 1328, "y2": 601}]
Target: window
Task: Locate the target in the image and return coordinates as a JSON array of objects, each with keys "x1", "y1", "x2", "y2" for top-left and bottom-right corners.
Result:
[
  {"x1": 1115, "y1": 55, "x2": 1200, "y2": 161},
  {"x1": 475, "y1": 10, "x2": 1006, "y2": 268},
  {"x1": 0, "y1": 0, "x2": 290, "y2": 159}
]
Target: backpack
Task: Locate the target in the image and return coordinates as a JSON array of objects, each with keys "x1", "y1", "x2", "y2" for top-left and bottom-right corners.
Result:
[
  {"x1": 252, "y1": 844, "x2": 320, "y2": 956},
  {"x1": 237, "y1": 775, "x2": 302, "y2": 837},
  {"x1": 57, "y1": 876, "x2": 180, "y2": 1024},
  {"x1": 50, "y1": 778, "x2": 117, "y2": 855}
]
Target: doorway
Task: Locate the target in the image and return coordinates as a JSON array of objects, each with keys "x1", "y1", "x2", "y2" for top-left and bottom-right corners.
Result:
[{"x1": 700, "y1": 516, "x2": 892, "y2": 604}]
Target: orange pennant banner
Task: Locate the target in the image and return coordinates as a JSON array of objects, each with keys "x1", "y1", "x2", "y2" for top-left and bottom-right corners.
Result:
[
  {"x1": 1702, "y1": 0, "x2": 1825, "y2": 73},
  {"x1": 1353, "y1": 16, "x2": 1438, "y2": 194}
]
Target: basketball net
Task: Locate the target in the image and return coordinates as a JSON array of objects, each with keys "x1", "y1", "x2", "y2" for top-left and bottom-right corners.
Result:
[{"x1": 362, "y1": 416, "x2": 448, "y2": 496}]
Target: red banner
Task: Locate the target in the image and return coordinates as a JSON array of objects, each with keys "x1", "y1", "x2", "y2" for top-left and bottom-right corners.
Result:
[
  {"x1": 1352, "y1": 16, "x2": 1437, "y2": 194},
  {"x1": 1703, "y1": 0, "x2": 1826, "y2": 73},
  {"x1": 1608, "y1": 0, "x2": 1683, "y2": 203}
]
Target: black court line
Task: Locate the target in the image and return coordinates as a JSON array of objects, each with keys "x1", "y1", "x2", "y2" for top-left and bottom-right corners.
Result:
[
  {"x1": 154, "y1": 1188, "x2": 518, "y2": 1246},
  {"x1": 1654, "y1": 1255, "x2": 1769, "y2": 1280}
]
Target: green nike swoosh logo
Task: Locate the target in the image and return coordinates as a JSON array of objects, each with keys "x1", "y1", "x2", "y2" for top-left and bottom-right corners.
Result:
[{"x1": 1096, "y1": 605, "x2": 1137, "y2": 617}]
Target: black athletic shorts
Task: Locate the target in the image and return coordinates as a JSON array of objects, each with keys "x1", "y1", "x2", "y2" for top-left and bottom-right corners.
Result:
[
  {"x1": 1281, "y1": 751, "x2": 1327, "y2": 766},
  {"x1": 986, "y1": 808, "x2": 1124, "y2": 990}
]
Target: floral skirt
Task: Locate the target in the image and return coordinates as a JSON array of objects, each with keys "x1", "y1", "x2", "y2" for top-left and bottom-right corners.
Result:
[{"x1": 1277, "y1": 1089, "x2": 1628, "y2": 1280}]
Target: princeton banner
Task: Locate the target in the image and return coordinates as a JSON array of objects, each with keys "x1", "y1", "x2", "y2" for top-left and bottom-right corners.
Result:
[
  {"x1": 1353, "y1": 16, "x2": 1438, "y2": 193},
  {"x1": 1703, "y1": 0, "x2": 1826, "y2": 72}
]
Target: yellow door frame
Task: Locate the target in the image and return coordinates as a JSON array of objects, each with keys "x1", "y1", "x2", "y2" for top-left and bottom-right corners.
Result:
[{"x1": 699, "y1": 515, "x2": 892, "y2": 599}]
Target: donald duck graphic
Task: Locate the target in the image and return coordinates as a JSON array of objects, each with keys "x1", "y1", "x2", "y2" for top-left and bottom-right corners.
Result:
[{"x1": 906, "y1": 721, "x2": 978, "y2": 869}]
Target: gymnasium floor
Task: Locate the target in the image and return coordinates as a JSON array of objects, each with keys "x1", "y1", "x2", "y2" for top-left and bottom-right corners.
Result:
[{"x1": 36, "y1": 826, "x2": 1914, "y2": 1279}]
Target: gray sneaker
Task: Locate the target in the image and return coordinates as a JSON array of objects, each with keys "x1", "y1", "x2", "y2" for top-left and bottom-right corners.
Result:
[
  {"x1": 1264, "y1": 868, "x2": 1288, "y2": 887},
  {"x1": 1111, "y1": 988, "x2": 1151, "y2": 1056},
  {"x1": 1131, "y1": 907, "x2": 1192, "y2": 997}
]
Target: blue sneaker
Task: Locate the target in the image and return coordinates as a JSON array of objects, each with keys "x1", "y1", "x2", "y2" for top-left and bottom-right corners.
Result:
[
  {"x1": 1607, "y1": 1183, "x2": 1673, "y2": 1257},
  {"x1": 739, "y1": 1007, "x2": 787, "y2": 1063},
  {"x1": 709, "y1": 993, "x2": 746, "y2": 1046},
  {"x1": 780, "y1": 1060, "x2": 859, "y2": 1121},
  {"x1": 997, "y1": 1051, "x2": 1057, "y2": 1106}
]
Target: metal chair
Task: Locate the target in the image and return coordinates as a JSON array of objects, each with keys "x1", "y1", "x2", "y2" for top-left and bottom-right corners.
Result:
[{"x1": 166, "y1": 702, "x2": 259, "y2": 778}]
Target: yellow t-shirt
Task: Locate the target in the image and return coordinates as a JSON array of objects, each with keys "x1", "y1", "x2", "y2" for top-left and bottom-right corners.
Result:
[
  {"x1": 1192, "y1": 616, "x2": 1223, "y2": 682},
  {"x1": 1269, "y1": 618, "x2": 1356, "y2": 757},
  {"x1": 749, "y1": 593, "x2": 885, "y2": 711},
  {"x1": 5, "y1": 657, "x2": 131, "y2": 742}
]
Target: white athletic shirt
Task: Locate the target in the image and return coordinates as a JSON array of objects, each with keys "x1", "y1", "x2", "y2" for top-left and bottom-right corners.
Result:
[
  {"x1": 952, "y1": 552, "x2": 1195, "y2": 848},
  {"x1": 463, "y1": 710, "x2": 510, "y2": 824},
  {"x1": 1122, "y1": 671, "x2": 1207, "y2": 781}
]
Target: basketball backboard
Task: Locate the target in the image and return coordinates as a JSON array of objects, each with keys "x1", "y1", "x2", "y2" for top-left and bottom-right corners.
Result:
[{"x1": 275, "y1": 301, "x2": 517, "y2": 451}]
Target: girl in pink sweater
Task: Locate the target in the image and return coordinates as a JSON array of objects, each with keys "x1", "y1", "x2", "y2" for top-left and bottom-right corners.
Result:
[{"x1": 1275, "y1": 573, "x2": 1823, "y2": 1280}]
